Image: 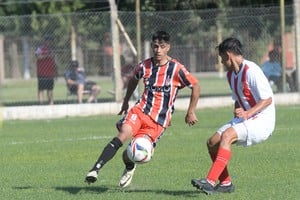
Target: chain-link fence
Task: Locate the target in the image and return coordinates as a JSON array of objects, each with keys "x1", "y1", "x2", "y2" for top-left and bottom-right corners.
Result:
[{"x1": 0, "y1": 5, "x2": 296, "y2": 105}]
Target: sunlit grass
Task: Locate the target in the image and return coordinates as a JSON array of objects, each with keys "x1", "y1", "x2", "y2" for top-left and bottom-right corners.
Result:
[{"x1": 0, "y1": 105, "x2": 299, "y2": 199}]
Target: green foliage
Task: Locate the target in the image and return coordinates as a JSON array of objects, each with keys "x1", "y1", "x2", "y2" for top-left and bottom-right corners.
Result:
[
  {"x1": 0, "y1": 0, "x2": 294, "y2": 16},
  {"x1": 0, "y1": 105, "x2": 299, "y2": 199}
]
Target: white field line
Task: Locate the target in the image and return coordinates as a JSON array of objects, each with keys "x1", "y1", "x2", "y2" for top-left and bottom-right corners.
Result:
[
  {"x1": 8, "y1": 133, "x2": 174, "y2": 146},
  {"x1": 7, "y1": 126, "x2": 296, "y2": 146},
  {"x1": 9, "y1": 135, "x2": 111, "y2": 145}
]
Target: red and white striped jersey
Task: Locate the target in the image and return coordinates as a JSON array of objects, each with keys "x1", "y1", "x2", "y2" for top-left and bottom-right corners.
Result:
[
  {"x1": 133, "y1": 57, "x2": 198, "y2": 128},
  {"x1": 226, "y1": 59, "x2": 275, "y2": 116}
]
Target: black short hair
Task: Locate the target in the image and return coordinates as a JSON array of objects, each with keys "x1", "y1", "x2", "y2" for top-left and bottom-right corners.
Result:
[
  {"x1": 70, "y1": 60, "x2": 79, "y2": 68},
  {"x1": 268, "y1": 49, "x2": 279, "y2": 60},
  {"x1": 217, "y1": 37, "x2": 243, "y2": 55},
  {"x1": 152, "y1": 31, "x2": 170, "y2": 43}
]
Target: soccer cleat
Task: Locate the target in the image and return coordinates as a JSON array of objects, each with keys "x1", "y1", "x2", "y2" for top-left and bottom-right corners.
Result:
[
  {"x1": 215, "y1": 183, "x2": 235, "y2": 193},
  {"x1": 191, "y1": 178, "x2": 207, "y2": 190},
  {"x1": 119, "y1": 165, "x2": 136, "y2": 188},
  {"x1": 191, "y1": 178, "x2": 215, "y2": 195},
  {"x1": 85, "y1": 170, "x2": 98, "y2": 184}
]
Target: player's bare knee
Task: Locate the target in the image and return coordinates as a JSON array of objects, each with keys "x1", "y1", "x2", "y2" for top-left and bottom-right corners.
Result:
[
  {"x1": 117, "y1": 125, "x2": 133, "y2": 142},
  {"x1": 207, "y1": 139, "x2": 216, "y2": 150},
  {"x1": 207, "y1": 133, "x2": 220, "y2": 148},
  {"x1": 206, "y1": 139, "x2": 213, "y2": 148},
  {"x1": 207, "y1": 140, "x2": 219, "y2": 152},
  {"x1": 220, "y1": 131, "x2": 234, "y2": 145}
]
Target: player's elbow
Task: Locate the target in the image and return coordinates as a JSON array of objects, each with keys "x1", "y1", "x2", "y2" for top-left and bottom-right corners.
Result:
[
  {"x1": 263, "y1": 97, "x2": 273, "y2": 106},
  {"x1": 192, "y1": 83, "x2": 200, "y2": 96}
]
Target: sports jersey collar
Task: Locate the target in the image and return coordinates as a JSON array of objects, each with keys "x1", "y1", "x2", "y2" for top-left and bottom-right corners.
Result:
[
  {"x1": 151, "y1": 57, "x2": 172, "y2": 67},
  {"x1": 234, "y1": 59, "x2": 245, "y2": 75}
]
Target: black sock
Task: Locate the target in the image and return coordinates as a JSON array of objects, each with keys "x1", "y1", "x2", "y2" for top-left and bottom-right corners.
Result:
[
  {"x1": 122, "y1": 150, "x2": 135, "y2": 170},
  {"x1": 91, "y1": 137, "x2": 123, "y2": 171},
  {"x1": 125, "y1": 162, "x2": 135, "y2": 170}
]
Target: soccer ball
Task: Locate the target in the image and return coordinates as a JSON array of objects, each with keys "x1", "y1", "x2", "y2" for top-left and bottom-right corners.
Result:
[{"x1": 127, "y1": 136, "x2": 154, "y2": 164}]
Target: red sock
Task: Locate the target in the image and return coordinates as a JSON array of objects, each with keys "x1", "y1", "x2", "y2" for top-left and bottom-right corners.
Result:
[
  {"x1": 207, "y1": 148, "x2": 231, "y2": 185},
  {"x1": 219, "y1": 167, "x2": 231, "y2": 185},
  {"x1": 209, "y1": 151, "x2": 231, "y2": 184}
]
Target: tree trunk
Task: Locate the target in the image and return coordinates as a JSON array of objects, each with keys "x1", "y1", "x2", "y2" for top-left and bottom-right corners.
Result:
[
  {"x1": 0, "y1": 35, "x2": 4, "y2": 84},
  {"x1": 9, "y1": 41, "x2": 21, "y2": 78}
]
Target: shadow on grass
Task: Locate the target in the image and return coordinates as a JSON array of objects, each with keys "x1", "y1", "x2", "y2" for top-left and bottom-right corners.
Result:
[
  {"x1": 12, "y1": 183, "x2": 203, "y2": 197},
  {"x1": 53, "y1": 185, "x2": 201, "y2": 197},
  {"x1": 55, "y1": 186, "x2": 110, "y2": 194},
  {"x1": 12, "y1": 185, "x2": 109, "y2": 195},
  {"x1": 12, "y1": 186, "x2": 34, "y2": 190},
  {"x1": 123, "y1": 188, "x2": 201, "y2": 197}
]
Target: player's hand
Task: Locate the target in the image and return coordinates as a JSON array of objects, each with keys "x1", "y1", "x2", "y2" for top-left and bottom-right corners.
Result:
[
  {"x1": 185, "y1": 112, "x2": 198, "y2": 126},
  {"x1": 118, "y1": 102, "x2": 129, "y2": 115},
  {"x1": 234, "y1": 108, "x2": 248, "y2": 120}
]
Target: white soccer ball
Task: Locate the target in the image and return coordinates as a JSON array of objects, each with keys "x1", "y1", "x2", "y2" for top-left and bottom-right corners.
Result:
[{"x1": 127, "y1": 136, "x2": 154, "y2": 164}]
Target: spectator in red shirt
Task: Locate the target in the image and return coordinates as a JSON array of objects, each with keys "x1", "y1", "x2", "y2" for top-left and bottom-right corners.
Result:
[{"x1": 35, "y1": 36, "x2": 57, "y2": 105}]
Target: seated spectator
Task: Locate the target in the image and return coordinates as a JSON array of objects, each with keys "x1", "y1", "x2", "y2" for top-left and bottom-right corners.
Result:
[
  {"x1": 262, "y1": 50, "x2": 282, "y2": 92},
  {"x1": 286, "y1": 67, "x2": 297, "y2": 92},
  {"x1": 64, "y1": 60, "x2": 101, "y2": 103}
]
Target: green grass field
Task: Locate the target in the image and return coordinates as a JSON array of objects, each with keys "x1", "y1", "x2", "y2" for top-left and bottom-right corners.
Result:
[{"x1": 0, "y1": 105, "x2": 299, "y2": 199}]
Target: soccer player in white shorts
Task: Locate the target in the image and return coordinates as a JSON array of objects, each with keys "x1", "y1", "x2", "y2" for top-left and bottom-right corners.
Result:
[{"x1": 191, "y1": 37, "x2": 275, "y2": 195}]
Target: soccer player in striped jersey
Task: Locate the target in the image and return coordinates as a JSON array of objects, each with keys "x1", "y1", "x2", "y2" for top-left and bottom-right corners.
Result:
[
  {"x1": 191, "y1": 37, "x2": 275, "y2": 195},
  {"x1": 85, "y1": 31, "x2": 200, "y2": 187}
]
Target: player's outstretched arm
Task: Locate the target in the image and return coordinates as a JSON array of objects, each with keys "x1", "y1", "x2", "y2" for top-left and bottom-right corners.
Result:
[
  {"x1": 185, "y1": 83, "x2": 200, "y2": 126},
  {"x1": 118, "y1": 77, "x2": 139, "y2": 115}
]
